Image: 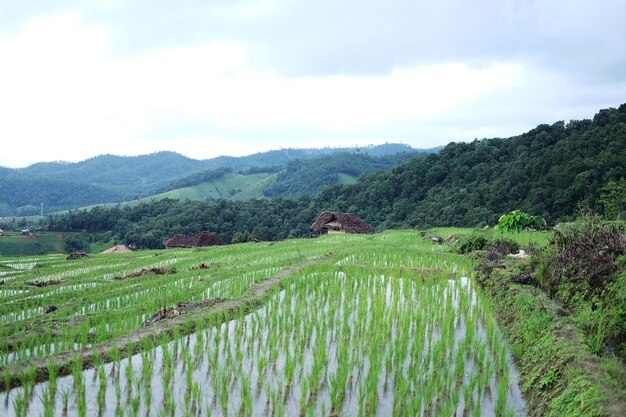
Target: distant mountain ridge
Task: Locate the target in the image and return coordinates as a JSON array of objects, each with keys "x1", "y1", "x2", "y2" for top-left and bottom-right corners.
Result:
[
  {"x1": 0, "y1": 143, "x2": 438, "y2": 215},
  {"x1": 46, "y1": 103, "x2": 626, "y2": 248}
]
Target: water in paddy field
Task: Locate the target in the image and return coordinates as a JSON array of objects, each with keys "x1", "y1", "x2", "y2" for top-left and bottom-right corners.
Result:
[{"x1": 1, "y1": 270, "x2": 527, "y2": 417}]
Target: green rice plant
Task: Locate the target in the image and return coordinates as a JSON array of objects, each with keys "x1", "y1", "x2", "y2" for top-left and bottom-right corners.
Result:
[
  {"x1": 3, "y1": 368, "x2": 10, "y2": 393},
  {"x1": 60, "y1": 387, "x2": 70, "y2": 417},
  {"x1": 17, "y1": 367, "x2": 35, "y2": 400},
  {"x1": 0, "y1": 231, "x2": 530, "y2": 417},
  {"x1": 40, "y1": 386, "x2": 54, "y2": 417},
  {"x1": 11, "y1": 392, "x2": 27, "y2": 417},
  {"x1": 124, "y1": 357, "x2": 134, "y2": 394},
  {"x1": 114, "y1": 376, "x2": 121, "y2": 404},
  {"x1": 240, "y1": 374, "x2": 252, "y2": 417},
  {"x1": 130, "y1": 391, "x2": 140, "y2": 417}
]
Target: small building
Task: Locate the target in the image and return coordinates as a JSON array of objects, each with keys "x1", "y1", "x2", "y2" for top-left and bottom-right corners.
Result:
[
  {"x1": 310, "y1": 211, "x2": 374, "y2": 235},
  {"x1": 163, "y1": 231, "x2": 224, "y2": 249}
]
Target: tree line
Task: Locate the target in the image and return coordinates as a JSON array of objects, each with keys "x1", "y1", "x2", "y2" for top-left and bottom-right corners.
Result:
[{"x1": 47, "y1": 104, "x2": 626, "y2": 248}]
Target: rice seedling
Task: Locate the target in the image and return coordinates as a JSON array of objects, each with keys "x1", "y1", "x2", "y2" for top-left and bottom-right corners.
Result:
[{"x1": 0, "y1": 230, "x2": 531, "y2": 416}]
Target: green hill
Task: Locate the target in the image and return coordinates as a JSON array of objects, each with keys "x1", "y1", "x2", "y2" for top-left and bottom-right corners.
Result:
[
  {"x1": 45, "y1": 103, "x2": 626, "y2": 247},
  {"x1": 0, "y1": 144, "x2": 435, "y2": 214},
  {"x1": 157, "y1": 172, "x2": 276, "y2": 201}
]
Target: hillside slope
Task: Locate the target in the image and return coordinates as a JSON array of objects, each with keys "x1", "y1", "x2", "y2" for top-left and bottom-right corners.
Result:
[
  {"x1": 47, "y1": 104, "x2": 626, "y2": 247},
  {"x1": 315, "y1": 104, "x2": 626, "y2": 228},
  {"x1": 0, "y1": 144, "x2": 431, "y2": 214}
]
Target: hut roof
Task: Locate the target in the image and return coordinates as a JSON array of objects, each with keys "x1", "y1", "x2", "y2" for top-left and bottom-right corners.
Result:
[
  {"x1": 101, "y1": 244, "x2": 132, "y2": 254},
  {"x1": 163, "y1": 231, "x2": 223, "y2": 248},
  {"x1": 310, "y1": 211, "x2": 374, "y2": 234},
  {"x1": 163, "y1": 234, "x2": 195, "y2": 248},
  {"x1": 194, "y1": 231, "x2": 224, "y2": 246}
]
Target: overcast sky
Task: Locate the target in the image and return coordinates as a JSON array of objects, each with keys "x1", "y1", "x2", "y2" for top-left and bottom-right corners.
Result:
[{"x1": 1, "y1": 0, "x2": 624, "y2": 168}]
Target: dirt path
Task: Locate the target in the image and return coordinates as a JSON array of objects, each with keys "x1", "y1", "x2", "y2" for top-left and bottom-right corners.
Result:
[{"x1": 1, "y1": 254, "x2": 333, "y2": 391}]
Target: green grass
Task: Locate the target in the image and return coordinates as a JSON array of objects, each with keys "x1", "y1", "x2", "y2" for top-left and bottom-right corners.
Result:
[
  {"x1": 337, "y1": 173, "x2": 358, "y2": 185},
  {"x1": 51, "y1": 173, "x2": 279, "y2": 216},
  {"x1": 429, "y1": 226, "x2": 551, "y2": 248},
  {"x1": 0, "y1": 215, "x2": 44, "y2": 229},
  {"x1": 0, "y1": 232, "x2": 100, "y2": 257},
  {"x1": 478, "y1": 259, "x2": 625, "y2": 416},
  {"x1": 157, "y1": 173, "x2": 275, "y2": 201},
  {"x1": 0, "y1": 234, "x2": 42, "y2": 257}
]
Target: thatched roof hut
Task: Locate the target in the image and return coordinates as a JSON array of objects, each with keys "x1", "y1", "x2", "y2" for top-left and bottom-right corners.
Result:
[
  {"x1": 163, "y1": 234, "x2": 194, "y2": 248},
  {"x1": 194, "y1": 231, "x2": 224, "y2": 246},
  {"x1": 310, "y1": 212, "x2": 374, "y2": 234},
  {"x1": 163, "y1": 231, "x2": 224, "y2": 248}
]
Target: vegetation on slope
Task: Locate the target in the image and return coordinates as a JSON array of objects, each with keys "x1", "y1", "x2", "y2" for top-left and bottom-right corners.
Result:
[
  {"x1": 0, "y1": 144, "x2": 425, "y2": 215},
  {"x1": 0, "y1": 177, "x2": 121, "y2": 215},
  {"x1": 44, "y1": 104, "x2": 626, "y2": 249},
  {"x1": 316, "y1": 104, "x2": 626, "y2": 229},
  {"x1": 262, "y1": 151, "x2": 419, "y2": 197},
  {"x1": 467, "y1": 218, "x2": 626, "y2": 416}
]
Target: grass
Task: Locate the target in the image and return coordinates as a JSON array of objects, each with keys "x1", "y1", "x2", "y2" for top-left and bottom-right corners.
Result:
[
  {"x1": 0, "y1": 231, "x2": 105, "y2": 257},
  {"x1": 157, "y1": 172, "x2": 276, "y2": 201},
  {"x1": 478, "y1": 260, "x2": 626, "y2": 416}
]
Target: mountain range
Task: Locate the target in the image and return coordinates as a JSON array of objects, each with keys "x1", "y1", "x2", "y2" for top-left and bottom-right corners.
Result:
[
  {"x1": 45, "y1": 103, "x2": 626, "y2": 247},
  {"x1": 0, "y1": 144, "x2": 438, "y2": 216}
]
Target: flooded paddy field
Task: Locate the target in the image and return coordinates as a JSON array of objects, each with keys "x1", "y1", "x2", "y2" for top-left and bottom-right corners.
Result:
[{"x1": 0, "y1": 231, "x2": 527, "y2": 416}]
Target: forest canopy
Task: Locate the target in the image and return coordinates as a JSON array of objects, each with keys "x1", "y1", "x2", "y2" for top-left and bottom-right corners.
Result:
[{"x1": 47, "y1": 104, "x2": 626, "y2": 248}]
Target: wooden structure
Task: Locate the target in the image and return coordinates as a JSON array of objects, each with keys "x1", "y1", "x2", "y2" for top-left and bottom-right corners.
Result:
[
  {"x1": 163, "y1": 231, "x2": 224, "y2": 249},
  {"x1": 310, "y1": 212, "x2": 374, "y2": 235}
]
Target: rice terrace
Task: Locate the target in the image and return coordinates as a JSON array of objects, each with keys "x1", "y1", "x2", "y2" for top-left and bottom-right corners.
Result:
[
  {"x1": 0, "y1": 229, "x2": 539, "y2": 417},
  {"x1": 2, "y1": 0, "x2": 626, "y2": 414}
]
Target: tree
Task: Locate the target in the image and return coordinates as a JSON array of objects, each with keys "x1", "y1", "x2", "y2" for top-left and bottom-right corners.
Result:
[
  {"x1": 600, "y1": 179, "x2": 626, "y2": 220},
  {"x1": 64, "y1": 236, "x2": 88, "y2": 253}
]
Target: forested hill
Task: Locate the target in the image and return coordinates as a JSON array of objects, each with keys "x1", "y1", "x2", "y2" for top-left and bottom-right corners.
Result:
[
  {"x1": 316, "y1": 104, "x2": 626, "y2": 228},
  {"x1": 47, "y1": 104, "x2": 626, "y2": 248},
  {"x1": 0, "y1": 144, "x2": 430, "y2": 215},
  {"x1": 158, "y1": 150, "x2": 421, "y2": 195}
]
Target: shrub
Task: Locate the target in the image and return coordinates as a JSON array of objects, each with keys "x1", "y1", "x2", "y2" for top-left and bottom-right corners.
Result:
[
  {"x1": 455, "y1": 234, "x2": 490, "y2": 254},
  {"x1": 496, "y1": 210, "x2": 546, "y2": 232},
  {"x1": 64, "y1": 236, "x2": 88, "y2": 253},
  {"x1": 488, "y1": 238, "x2": 520, "y2": 256},
  {"x1": 538, "y1": 215, "x2": 626, "y2": 356},
  {"x1": 539, "y1": 217, "x2": 626, "y2": 300}
]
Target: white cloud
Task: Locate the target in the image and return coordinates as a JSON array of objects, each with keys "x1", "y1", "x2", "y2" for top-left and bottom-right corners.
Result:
[{"x1": 0, "y1": 10, "x2": 624, "y2": 168}]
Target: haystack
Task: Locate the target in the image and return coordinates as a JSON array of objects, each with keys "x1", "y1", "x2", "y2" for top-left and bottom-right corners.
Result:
[{"x1": 101, "y1": 244, "x2": 132, "y2": 254}]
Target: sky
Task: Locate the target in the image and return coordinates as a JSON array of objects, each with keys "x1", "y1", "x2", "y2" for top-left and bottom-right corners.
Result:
[{"x1": 1, "y1": 0, "x2": 625, "y2": 168}]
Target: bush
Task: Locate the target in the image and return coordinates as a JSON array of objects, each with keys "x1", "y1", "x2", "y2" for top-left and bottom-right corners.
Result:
[
  {"x1": 496, "y1": 210, "x2": 546, "y2": 232},
  {"x1": 488, "y1": 238, "x2": 520, "y2": 256},
  {"x1": 64, "y1": 236, "x2": 88, "y2": 253},
  {"x1": 456, "y1": 234, "x2": 490, "y2": 254},
  {"x1": 538, "y1": 215, "x2": 626, "y2": 356},
  {"x1": 456, "y1": 234, "x2": 520, "y2": 257},
  {"x1": 538, "y1": 217, "x2": 626, "y2": 300}
]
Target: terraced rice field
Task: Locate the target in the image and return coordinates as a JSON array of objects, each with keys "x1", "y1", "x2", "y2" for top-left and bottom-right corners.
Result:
[{"x1": 0, "y1": 231, "x2": 526, "y2": 416}]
